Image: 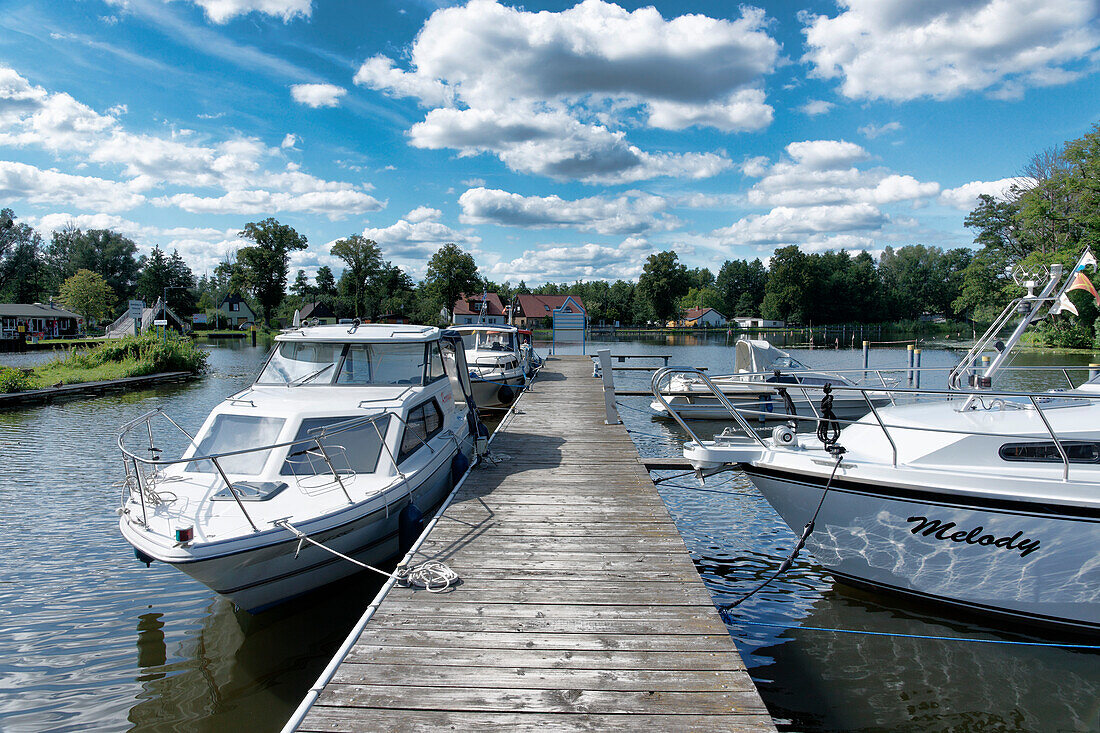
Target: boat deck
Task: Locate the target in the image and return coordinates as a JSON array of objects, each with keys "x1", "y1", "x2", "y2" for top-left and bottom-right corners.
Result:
[{"x1": 295, "y1": 355, "x2": 775, "y2": 731}]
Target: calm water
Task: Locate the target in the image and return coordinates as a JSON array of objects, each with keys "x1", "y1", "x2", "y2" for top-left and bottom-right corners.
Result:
[{"x1": 1, "y1": 334, "x2": 1098, "y2": 731}]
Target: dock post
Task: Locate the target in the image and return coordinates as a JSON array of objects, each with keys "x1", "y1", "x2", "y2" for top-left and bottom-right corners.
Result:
[
  {"x1": 597, "y1": 349, "x2": 621, "y2": 424},
  {"x1": 862, "y1": 340, "x2": 869, "y2": 378},
  {"x1": 914, "y1": 348, "x2": 921, "y2": 389},
  {"x1": 1091, "y1": 363, "x2": 1100, "y2": 381},
  {"x1": 906, "y1": 344, "x2": 914, "y2": 386}
]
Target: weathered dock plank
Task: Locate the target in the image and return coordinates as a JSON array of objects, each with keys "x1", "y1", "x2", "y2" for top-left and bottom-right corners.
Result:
[
  {"x1": 294, "y1": 355, "x2": 774, "y2": 732},
  {"x1": 0, "y1": 370, "x2": 194, "y2": 408}
]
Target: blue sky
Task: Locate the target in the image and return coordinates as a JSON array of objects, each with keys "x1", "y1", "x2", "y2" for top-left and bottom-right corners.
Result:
[{"x1": 0, "y1": 0, "x2": 1098, "y2": 284}]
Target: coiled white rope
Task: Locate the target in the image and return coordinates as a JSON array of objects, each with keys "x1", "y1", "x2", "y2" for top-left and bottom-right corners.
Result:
[{"x1": 275, "y1": 519, "x2": 459, "y2": 593}]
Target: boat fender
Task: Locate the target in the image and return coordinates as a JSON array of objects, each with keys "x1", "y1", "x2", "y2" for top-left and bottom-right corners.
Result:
[
  {"x1": 134, "y1": 548, "x2": 155, "y2": 567},
  {"x1": 451, "y1": 451, "x2": 470, "y2": 485},
  {"x1": 399, "y1": 502, "x2": 425, "y2": 551},
  {"x1": 497, "y1": 383, "x2": 515, "y2": 403}
]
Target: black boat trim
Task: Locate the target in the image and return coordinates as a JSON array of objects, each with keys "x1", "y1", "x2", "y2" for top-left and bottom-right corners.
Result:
[{"x1": 741, "y1": 463, "x2": 1100, "y2": 521}]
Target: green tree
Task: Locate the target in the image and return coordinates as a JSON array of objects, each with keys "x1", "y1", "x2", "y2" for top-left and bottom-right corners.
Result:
[
  {"x1": 330, "y1": 234, "x2": 383, "y2": 319},
  {"x1": 315, "y1": 266, "x2": 338, "y2": 298},
  {"x1": 716, "y1": 258, "x2": 766, "y2": 317},
  {"x1": 59, "y1": 269, "x2": 115, "y2": 327},
  {"x1": 291, "y1": 269, "x2": 314, "y2": 299},
  {"x1": 236, "y1": 218, "x2": 308, "y2": 324},
  {"x1": 0, "y1": 213, "x2": 47, "y2": 303},
  {"x1": 424, "y1": 243, "x2": 481, "y2": 319},
  {"x1": 45, "y1": 226, "x2": 140, "y2": 301},
  {"x1": 636, "y1": 250, "x2": 689, "y2": 325},
  {"x1": 761, "y1": 246, "x2": 810, "y2": 323}
]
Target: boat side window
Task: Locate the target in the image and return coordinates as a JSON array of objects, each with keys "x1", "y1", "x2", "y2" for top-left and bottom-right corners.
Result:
[
  {"x1": 399, "y1": 400, "x2": 444, "y2": 462},
  {"x1": 999, "y1": 441, "x2": 1100, "y2": 464},
  {"x1": 425, "y1": 342, "x2": 447, "y2": 385},
  {"x1": 280, "y1": 415, "x2": 392, "y2": 475},
  {"x1": 186, "y1": 415, "x2": 286, "y2": 475},
  {"x1": 257, "y1": 342, "x2": 344, "y2": 385}
]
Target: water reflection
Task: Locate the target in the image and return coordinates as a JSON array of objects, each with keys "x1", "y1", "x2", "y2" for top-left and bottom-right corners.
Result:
[{"x1": 2, "y1": 334, "x2": 1098, "y2": 732}]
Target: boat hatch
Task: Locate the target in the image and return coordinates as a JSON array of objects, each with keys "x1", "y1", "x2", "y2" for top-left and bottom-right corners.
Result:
[
  {"x1": 212, "y1": 481, "x2": 288, "y2": 502},
  {"x1": 187, "y1": 415, "x2": 286, "y2": 475}
]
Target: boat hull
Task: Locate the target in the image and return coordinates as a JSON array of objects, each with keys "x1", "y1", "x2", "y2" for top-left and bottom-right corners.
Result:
[
  {"x1": 143, "y1": 439, "x2": 467, "y2": 612},
  {"x1": 470, "y1": 373, "x2": 526, "y2": 408},
  {"x1": 742, "y1": 465, "x2": 1100, "y2": 630}
]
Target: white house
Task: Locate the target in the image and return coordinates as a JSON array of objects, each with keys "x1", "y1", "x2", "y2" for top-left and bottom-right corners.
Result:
[{"x1": 732, "y1": 316, "x2": 785, "y2": 329}]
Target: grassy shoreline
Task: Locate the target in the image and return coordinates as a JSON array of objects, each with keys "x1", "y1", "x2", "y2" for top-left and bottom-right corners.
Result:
[{"x1": 0, "y1": 334, "x2": 209, "y2": 393}]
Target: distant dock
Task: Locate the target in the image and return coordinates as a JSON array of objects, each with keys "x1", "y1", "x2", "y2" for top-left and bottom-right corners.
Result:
[
  {"x1": 289, "y1": 355, "x2": 774, "y2": 731},
  {"x1": 0, "y1": 371, "x2": 195, "y2": 408}
]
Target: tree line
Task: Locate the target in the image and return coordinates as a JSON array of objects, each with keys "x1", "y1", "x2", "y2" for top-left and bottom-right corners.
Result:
[{"x1": 1, "y1": 122, "x2": 1095, "y2": 336}]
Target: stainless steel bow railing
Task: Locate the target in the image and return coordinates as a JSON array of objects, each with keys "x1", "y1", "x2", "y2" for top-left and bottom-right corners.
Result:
[
  {"x1": 118, "y1": 407, "x2": 440, "y2": 531},
  {"x1": 650, "y1": 368, "x2": 1100, "y2": 482}
]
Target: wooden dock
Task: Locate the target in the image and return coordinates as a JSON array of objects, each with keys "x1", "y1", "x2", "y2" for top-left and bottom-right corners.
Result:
[
  {"x1": 0, "y1": 371, "x2": 195, "y2": 408},
  {"x1": 294, "y1": 355, "x2": 775, "y2": 732}
]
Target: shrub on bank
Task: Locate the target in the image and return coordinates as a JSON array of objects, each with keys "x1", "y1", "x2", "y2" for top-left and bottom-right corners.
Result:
[
  {"x1": 66, "y1": 334, "x2": 209, "y2": 375},
  {"x1": 2, "y1": 334, "x2": 210, "y2": 393},
  {"x1": 0, "y1": 366, "x2": 35, "y2": 393}
]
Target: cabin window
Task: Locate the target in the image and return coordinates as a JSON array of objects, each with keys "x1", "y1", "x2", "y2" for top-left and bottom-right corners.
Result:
[
  {"x1": 399, "y1": 400, "x2": 444, "y2": 462},
  {"x1": 257, "y1": 341, "x2": 343, "y2": 385},
  {"x1": 426, "y1": 342, "x2": 447, "y2": 384},
  {"x1": 999, "y1": 441, "x2": 1100, "y2": 464},
  {"x1": 281, "y1": 414, "x2": 391, "y2": 476},
  {"x1": 338, "y1": 343, "x2": 426, "y2": 385},
  {"x1": 187, "y1": 415, "x2": 286, "y2": 475}
]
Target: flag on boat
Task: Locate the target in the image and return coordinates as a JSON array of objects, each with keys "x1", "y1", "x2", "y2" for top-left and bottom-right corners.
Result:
[
  {"x1": 1076, "y1": 249, "x2": 1097, "y2": 271},
  {"x1": 1067, "y1": 271, "x2": 1100, "y2": 305},
  {"x1": 1051, "y1": 292, "x2": 1079, "y2": 316}
]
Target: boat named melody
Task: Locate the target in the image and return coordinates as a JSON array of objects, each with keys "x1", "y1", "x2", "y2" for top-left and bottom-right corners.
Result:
[{"x1": 905, "y1": 516, "x2": 1041, "y2": 558}]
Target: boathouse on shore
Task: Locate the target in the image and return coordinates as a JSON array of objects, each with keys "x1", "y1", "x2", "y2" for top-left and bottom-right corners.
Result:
[{"x1": 0, "y1": 303, "x2": 82, "y2": 340}]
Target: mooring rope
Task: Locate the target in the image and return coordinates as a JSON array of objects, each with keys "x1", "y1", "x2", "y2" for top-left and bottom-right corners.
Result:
[
  {"x1": 275, "y1": 519, "x2": 459, "y2": 593},
  {"x1": 720, "y1": 449, "x2": 845, "y2": 610}
]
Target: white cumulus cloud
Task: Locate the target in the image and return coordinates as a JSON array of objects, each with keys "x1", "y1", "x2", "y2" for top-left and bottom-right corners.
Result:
[
  {"x1": 175, "y1": 0, "x2": 312, "y2": 24},
  {"x1": 290, "y1": 83, "x2": 346, "y2": 108},
  {"x1": 938, "y1": 177, "x2": 1025, "y2": 210},
  {"x1": 802, "y1": 0, "x2": 1100, "y2": 101},
  {"x1": 458, "y1": 187, "x2": 677, "y2": 235},
  {"x1": 354, "y1": 0, "x2": 779, "y2": 182}
]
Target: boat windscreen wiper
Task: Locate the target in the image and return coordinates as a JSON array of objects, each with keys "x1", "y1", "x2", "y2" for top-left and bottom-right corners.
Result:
[{"x1": 288, "y1": 363, "x2": 333, "y2": 387}]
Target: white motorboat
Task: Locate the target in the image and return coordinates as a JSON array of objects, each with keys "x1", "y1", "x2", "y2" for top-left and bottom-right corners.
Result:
[
  {"x1": 651, "y1": 338, "x2": 893, "y2": 421},
  {"x1": 118, "y1": 324, "x2": 481, "y2": 612},
  {"x1": 673, "y1": 254, "x2": 1100, "y2": 631},
  {"x1": 453, "y1": 324, "x2": 531, "y2": 408}
]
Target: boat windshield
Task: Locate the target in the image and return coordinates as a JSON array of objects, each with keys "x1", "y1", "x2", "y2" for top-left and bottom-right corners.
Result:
[
  {"x1": 186, "y1": 415, "x2": 286, "y2": 475},
  {"x1": 767, "y1": 356, "x2": 809, "y2": 371},
  {"x1": 461, "y1": 331, "x2": 515, "y2": 352},
  {"x1": 257, "y1": 342, "x2": 428, "y2": 386},
  {"x1": 258, "y1": 342, "x2": 343, "y2": 385}
]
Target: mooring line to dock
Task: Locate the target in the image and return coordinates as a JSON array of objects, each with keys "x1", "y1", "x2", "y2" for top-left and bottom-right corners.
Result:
[
  {"x1": 278, "y1": 379, "x2": 531, "y2": 733},
  {"x1": 729, "y1": 619, "x2": 1100, "y2": 650}
]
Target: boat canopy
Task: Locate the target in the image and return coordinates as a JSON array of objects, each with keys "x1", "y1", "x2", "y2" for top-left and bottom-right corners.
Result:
[{"x1": 734, "y1": 338, "x2": 809, "y2": 373}]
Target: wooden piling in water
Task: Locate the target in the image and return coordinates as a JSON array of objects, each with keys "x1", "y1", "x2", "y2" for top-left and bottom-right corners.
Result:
[{"x1": 291, "y1": 355, "x2": 775, "y2": 732}]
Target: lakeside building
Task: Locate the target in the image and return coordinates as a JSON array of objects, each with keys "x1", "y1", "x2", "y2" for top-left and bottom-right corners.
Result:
[
  {"x1": 670, "y1": 307, "x2": 727, "y2": 328},
  {"x1": 512, "y1": 295, "x2": 586, "y2": 329},
  {"x1": 0, "y1": 303, "x2": 82, "y2": 340},
  {"x1": 732, "y1": 316, "x2": 785, "y2": 329},
  {"x1": 298, "y1": 301, "x2": 336, "y2": 325},
  {"x1": 217, "y1": 294, "x2": 257, "y2": 327},
  {"x1": 452, "y1": 293, "x2": 507, "y2": 325}
]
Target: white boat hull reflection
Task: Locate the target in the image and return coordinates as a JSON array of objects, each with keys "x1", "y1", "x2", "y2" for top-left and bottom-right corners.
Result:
[{"x1": 745, "y1": 466, "x2": 1100, "y2": 630}]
